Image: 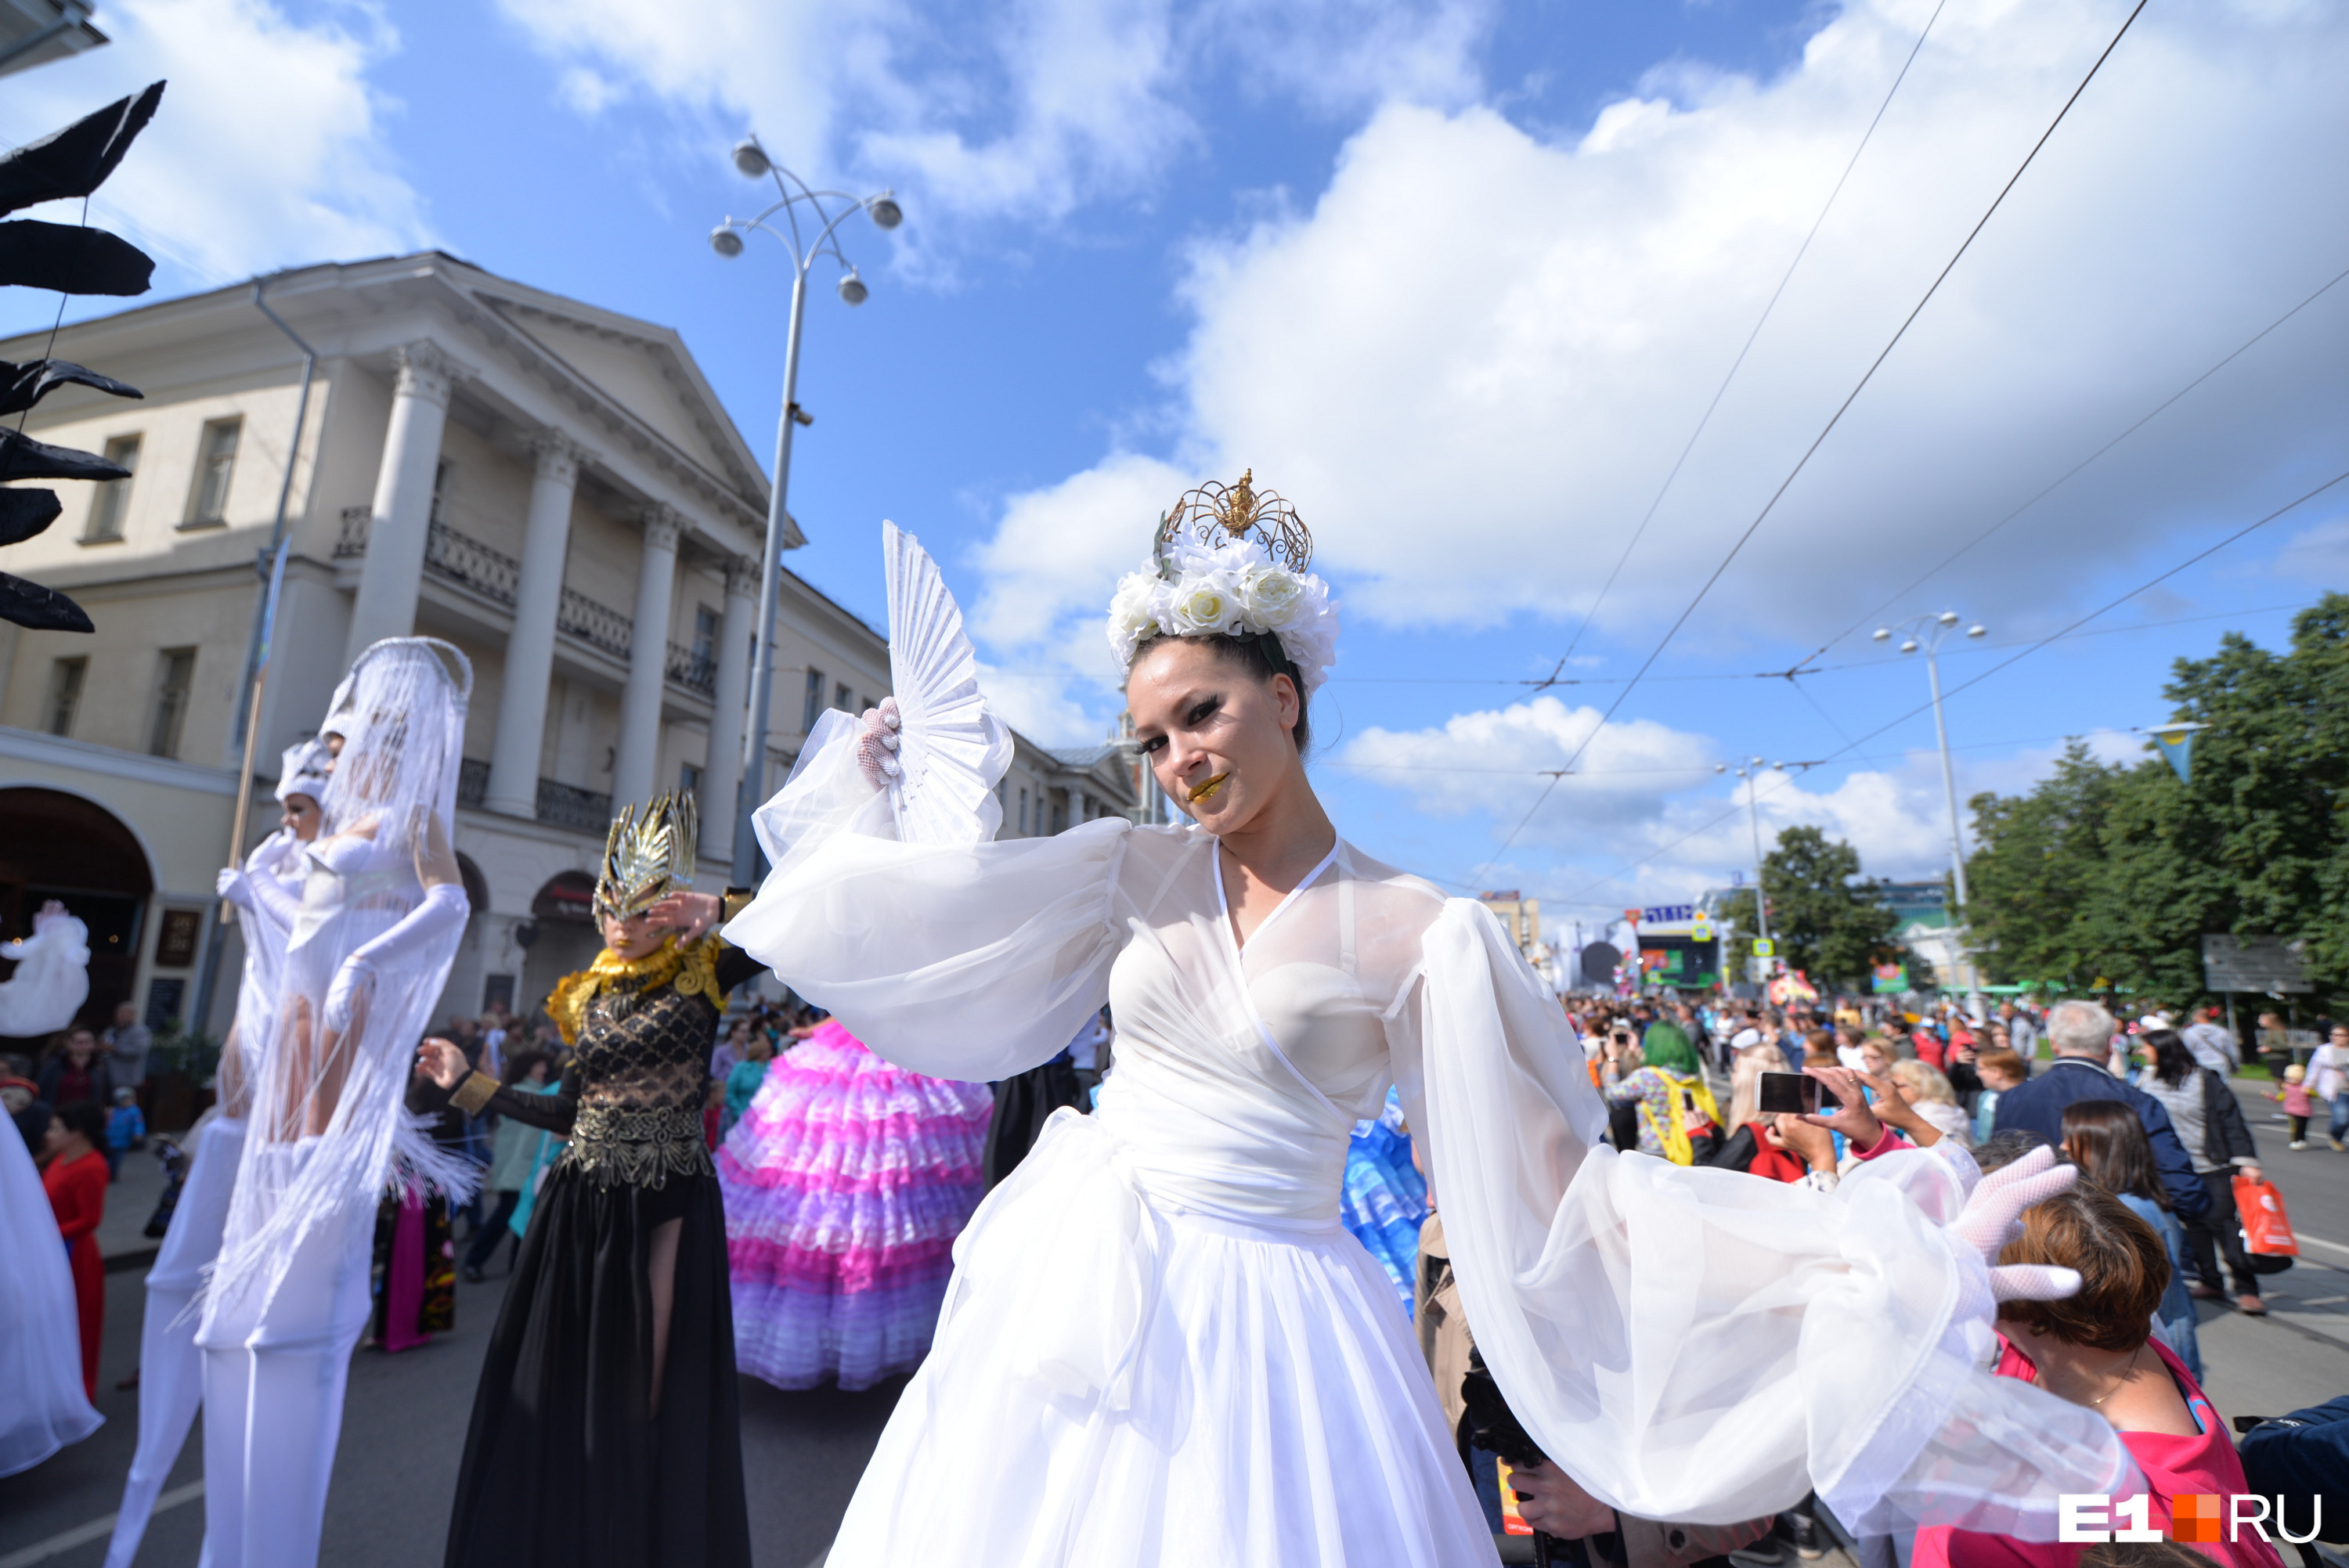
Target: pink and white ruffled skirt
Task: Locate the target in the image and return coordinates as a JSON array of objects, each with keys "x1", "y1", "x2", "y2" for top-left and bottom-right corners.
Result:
[{"x1": 717, "y1": 1018, "x2": 994, "y2": 1390}]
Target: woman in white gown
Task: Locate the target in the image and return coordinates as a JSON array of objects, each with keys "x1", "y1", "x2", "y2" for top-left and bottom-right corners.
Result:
[
  {"x1": 723, "y1": 478, "x2": 2135, "y2": 1567},
  {"x1": 103, "y1": 737, "x2": 331, "y2": 1568},
  {"x1": 0, "y1": 902, "x2": 98, "y2": 1479},
  {"x1": 196, "y1": 640, "x2": 474, "y2": 1568}
]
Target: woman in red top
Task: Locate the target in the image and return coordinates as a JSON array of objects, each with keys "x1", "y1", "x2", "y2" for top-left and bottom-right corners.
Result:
[
  {"x1": 1915, "y1": 1184, "x2": 2282, "y2": 1568},
  {"x1": 40, "y1": 1098, "x2": 109, "y2": 1400}
]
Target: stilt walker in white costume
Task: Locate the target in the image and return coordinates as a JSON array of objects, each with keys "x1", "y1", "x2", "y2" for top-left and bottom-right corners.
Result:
[
  {"x1": 723, "y1": 480, "x2": 2142, "y2": 1568},
  {"x1": 103, "y1": 738, "x2": 332, "y2": 1567},
  {"x1": 0, "y1": 901, "x2": 99, "y2": 1478},
  {"x1": 196, "y1": 638, "x2": 474, "y2": 1568}
]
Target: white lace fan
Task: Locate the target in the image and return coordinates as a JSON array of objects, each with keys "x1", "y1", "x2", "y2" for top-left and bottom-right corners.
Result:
[{"x1": 884, "y1": 520, "x2": 1012, "y2": 845}]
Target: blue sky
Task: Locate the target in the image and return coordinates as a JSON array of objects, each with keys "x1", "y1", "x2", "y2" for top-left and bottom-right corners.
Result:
[{"x1": 7, "y1": 0, "x2": 2348, "y2": 929}]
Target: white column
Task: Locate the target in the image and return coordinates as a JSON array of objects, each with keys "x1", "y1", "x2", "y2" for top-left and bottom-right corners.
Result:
[
  {"x1": 611, "y1": 504, "x2": 682, "y2": 811},
  {"x1": 485, "y1": 431, "x2": 590, "y2": 820},
  {"x1": 345, "y1": 341, "x2": 464, "y2": 665},
  {"x1": 699, "y1": 554, "x2": 758, "y2": 860}
]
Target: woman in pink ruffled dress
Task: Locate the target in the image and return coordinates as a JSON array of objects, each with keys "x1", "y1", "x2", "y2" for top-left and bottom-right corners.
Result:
[{"x1": 717, "y1": 1015, "x2": 992, "y2": 1389}]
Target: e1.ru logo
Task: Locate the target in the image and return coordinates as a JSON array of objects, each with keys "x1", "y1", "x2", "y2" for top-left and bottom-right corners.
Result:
[{"x1": 2060, "y1": 1494, "x2": 2323, "y2": 1545}]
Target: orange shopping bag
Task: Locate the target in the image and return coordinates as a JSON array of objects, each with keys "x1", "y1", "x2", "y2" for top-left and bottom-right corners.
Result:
[{"x1": 2233, "y1": 1173, "x2": 2298, "y2": 1256}]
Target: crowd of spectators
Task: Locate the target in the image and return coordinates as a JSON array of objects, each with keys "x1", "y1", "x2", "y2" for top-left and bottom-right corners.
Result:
[{"x1": 1438, "y1": 990, "x2": 2340, "y2": 1568}]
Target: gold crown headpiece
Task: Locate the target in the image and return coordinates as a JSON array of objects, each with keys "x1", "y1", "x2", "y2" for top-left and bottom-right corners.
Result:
[
  {"x1": 1151, "y1": 468, "x2": 1312, "y2": 579},
  {"x1": 595, "y1": 790, "x2": 697, "y2": 925}
]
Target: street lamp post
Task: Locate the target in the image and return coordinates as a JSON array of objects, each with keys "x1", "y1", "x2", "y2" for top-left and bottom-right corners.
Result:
[
  {"x1": 1874, "y1": 611, "x2": 1987, "y2": 1010},
  {"x1": 711, "y1": 137, "x2": 902, "y2": 885},
  {"x1": 1715, "y1": 756, "x2": 1779, "y2": 982}
]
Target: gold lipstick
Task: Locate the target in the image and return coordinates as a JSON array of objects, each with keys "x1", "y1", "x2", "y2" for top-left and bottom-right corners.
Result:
[{"x1": 1188, "y1": 772, "x2": 1231, "y2": 804}]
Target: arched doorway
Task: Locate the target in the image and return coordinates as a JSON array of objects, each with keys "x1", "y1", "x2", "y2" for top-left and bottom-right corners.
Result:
[
  {"x1": 0, "y1": 787, "x2": 155, "y2": 1039},
  {"x1": 517, "y1": 871, "x2": 600, "y2": 1028}
]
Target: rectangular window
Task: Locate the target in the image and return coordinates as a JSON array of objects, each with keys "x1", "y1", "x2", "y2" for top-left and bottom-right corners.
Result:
[
  {"x1": 146, "y1": 647, "x2": 197, "y2": 758},
  {"x1": 680, "y1": 761, "x2": 702, "y2": 798},
  {"x1": 691, "y1": 607, "x2": 719, "y2": 665},
  {"x1": 859, "y1": 694, "x2": 875, "y2": 715},
  {"x1": 83, "y1": 434, "x2": 139, "y2": 542},
  {"x1": 429, "y1": 460, "x2": 451, "y2": 525},
  {"x1": 1052, "y1": 801, "x2": 1066, "y2": 834},
  {"x1": 183, "y1": 416, "x2": 241, "y2": 526},
  {"x1": 44, "y1": 657, "x2": 87, "y2": 737},
  {"x1": 834, "y1": 681, "x2": 852, "y2": 712},
  {"x1": 803, "y1": 669, "x2": 825, "y2": 733},
  {"x1": 1019, "y1": 787, "x2": 1029, "y2": 836}
]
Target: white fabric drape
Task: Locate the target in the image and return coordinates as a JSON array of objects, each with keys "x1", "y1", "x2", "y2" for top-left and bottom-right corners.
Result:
[
  {"x1": 1403, "y1": 901, "x2": 2134, "y2": 1534},
  {"x1": 724, "y1": 715, "x2": 2132, "y2": 1566},
  {"x1": 197, "y1": 636, "x2": 474, "y2": 1568},
  {"x1": 0, "y1": 1122, "x2": 102, "y2": 1478},
  {"x1": 0, "y1": 908, "x2": 90, "y2": 1037}
]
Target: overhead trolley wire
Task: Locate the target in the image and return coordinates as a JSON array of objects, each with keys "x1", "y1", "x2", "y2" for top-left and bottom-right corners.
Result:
[
  {"x1": 1799, "y1": 258, "x2": 2349, "y2": 669},
  {"x1": 1542, "y1": 463, "x2": 2349, "y2": 910},
  {"x1": 1540, "y1": 0, "x2": 1954, "y2": 682},
  {"x1": 1466, "y1": 0, "x2": 2152, "y2": 889}
]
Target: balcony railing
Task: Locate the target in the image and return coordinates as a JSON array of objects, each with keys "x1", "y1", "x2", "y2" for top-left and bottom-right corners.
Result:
[
  {"x1": 455, "y1": 755, "x2": 614, "y2": 835},
  {"x1": 427, "y1": 521, "x2": 519, "y2": 606},
  {"x1": 337, "y1": 508, "x2": 637, "y2": 662},
  {"x1": 667, "y1": 640, "x2": 716, "y2": 696},
  {"x1": 536, "y1": 777, "x2": 613, "y2": 834},
  {"x1": 558, "y1": 587, "x2": 631, "y2": 659}
]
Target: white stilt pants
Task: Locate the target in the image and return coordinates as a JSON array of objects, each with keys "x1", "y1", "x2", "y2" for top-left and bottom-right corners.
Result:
[
  {"x1": 103, "y1": 1116, "x2": 247, "y2": 1568},
  {"x1": 193, "y1": 1142, "x2": 376, "y2": 1568}
]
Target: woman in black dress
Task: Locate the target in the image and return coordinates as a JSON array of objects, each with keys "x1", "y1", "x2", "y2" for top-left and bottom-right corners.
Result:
[{"x1": 413, "y1": 792, "x2": 756, "y2": 1568}]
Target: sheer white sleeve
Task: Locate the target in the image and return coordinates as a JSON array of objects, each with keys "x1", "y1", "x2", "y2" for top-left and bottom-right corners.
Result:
[
  {"x1": 1391, "y1": 898, "x2": 2138, "y2": 1538},
  {"x1": 0, "y1": 909, "x2": 89, "y2": 1038},
  {"x1": 723, "y1": 708, "x2": 1131, "y2": 1081}
]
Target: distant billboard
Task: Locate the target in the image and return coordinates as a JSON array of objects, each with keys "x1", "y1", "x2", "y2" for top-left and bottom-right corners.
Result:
[{"x1": 2201, "y1": 935, "x2": 2313, "y2": 994}]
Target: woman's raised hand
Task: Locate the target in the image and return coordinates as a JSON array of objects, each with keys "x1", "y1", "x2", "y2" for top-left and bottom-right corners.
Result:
[
  {"x1": 415, "y1": 1037, "x2": 467, "y2": 1090},
  {"x1": 1798, "y1": 1065, "x2": 1886, "y2": 1151},
  {"x1": 647, "y1": 891, "x2": 726, "y2": 945},
  {"x1": 855, "y1": 697, "x2": 903, "y2": 789}
]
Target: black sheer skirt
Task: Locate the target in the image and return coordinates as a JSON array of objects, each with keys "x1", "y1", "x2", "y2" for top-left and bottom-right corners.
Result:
[
  {"x1": 982, "y1": 1056, "x2": 1087, "y2": 1189},
  {"x1": 443, "y1": 1166, "x2": 749, "y2": 1568}
]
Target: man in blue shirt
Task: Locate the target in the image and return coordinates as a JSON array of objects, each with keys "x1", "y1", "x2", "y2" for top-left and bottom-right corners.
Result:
[{"x1": 1993, "y1": 998, "x2": 2209, "y2": 1220}]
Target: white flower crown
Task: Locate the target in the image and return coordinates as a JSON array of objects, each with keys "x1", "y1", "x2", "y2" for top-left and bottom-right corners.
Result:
[{"x1": 1106, "y1": 532, "x2": 1339, "y2": 695}]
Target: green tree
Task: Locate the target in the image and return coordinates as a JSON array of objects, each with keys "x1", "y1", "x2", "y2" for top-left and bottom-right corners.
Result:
[
  {"x1": 1758, "y1": 826, "x2": 1907, "y2": 990},
  {"x1": 1962, "y1": 593, "x2": 2349, "y2": 1001}
]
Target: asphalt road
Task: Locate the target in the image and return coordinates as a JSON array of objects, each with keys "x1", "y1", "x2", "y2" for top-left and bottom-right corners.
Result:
[
  {"x1": 0, "y1": 1259, "x2": 904, "y2": 1568},
  {"x1": 7, "y1": 1079, "x2": 2343, "y2": 1567}
]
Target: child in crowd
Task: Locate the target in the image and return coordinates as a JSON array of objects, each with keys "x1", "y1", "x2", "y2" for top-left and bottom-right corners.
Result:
[
  {"x1": 1971, "y1": 1049, "x2": 2029, "y2": 1147},
  {"x1": 2270, "y1": 1063, "x2": 2314, "y2": 1149},
  {"x1": 105, "y1": 1084, "x2": 145, "y2": 1181}
]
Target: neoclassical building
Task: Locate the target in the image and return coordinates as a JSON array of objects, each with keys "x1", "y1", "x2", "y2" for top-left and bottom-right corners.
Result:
[{"x1": 0, "y1": 252, "x2": 1136, "y2": 1038}]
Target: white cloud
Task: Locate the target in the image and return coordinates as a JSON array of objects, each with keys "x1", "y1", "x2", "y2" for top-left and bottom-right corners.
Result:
[
  {"x1": 492, "y1": 0, "x2": 1494, "y2": 229},
  {"x1": 0, "y1": 0, "x2": 432, "y2": 286},
  {"x1": 1334, "y1": 697, "x2": 2155, "y2": 905},
  {"x1": 976, "y1": 0, "x2": 2349, "y2": 663},
  {"x1": 1334, "y1": 695, "x2": 1717, "y2": 831}
]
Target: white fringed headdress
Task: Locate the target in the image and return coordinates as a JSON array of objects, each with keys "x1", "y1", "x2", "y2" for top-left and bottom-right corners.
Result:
[{"x1": 1105, "y1": 470, "x2": 1338, "y2": 694}]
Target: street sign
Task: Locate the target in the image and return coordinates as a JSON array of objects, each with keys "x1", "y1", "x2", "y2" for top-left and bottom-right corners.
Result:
[
  {"x1": 2201, "y1": 935, "x2": 2312, "y2": 994},
  {"x1": 1752, "y1": 938, "x2": 1776, "y2": 958}
]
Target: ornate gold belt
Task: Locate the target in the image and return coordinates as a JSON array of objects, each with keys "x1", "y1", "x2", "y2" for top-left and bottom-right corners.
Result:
[{"x1": 555, "y1": 1102, "x2": 713, "y2": 1190}]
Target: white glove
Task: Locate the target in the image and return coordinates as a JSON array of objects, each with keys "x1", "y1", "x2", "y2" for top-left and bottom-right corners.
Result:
[
  {"x1": 1955, "y1": 1144, "x2": 2083, "y2": 1305},
  {"x1": 323, "y1": 955, "x2": 377, "y2": 1036},
  {"x1": 216, "y1": 866, "x2": 252, "y2": 907},
  {"x1": 855, "y1": 696, "x2": 904, "y2": 789}
]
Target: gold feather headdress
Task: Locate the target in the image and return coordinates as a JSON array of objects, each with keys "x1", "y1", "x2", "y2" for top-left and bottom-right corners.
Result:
[{"x1": 594, "y1": 790, "x2": 697, "y2": 925}]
